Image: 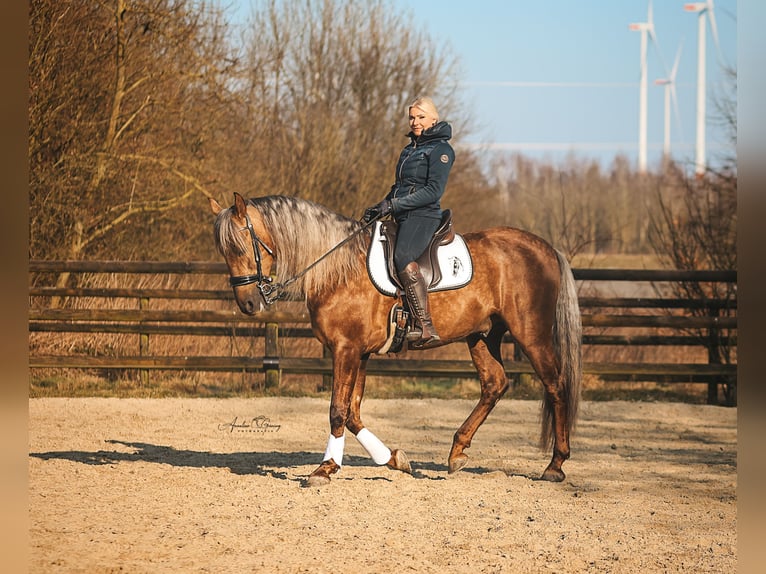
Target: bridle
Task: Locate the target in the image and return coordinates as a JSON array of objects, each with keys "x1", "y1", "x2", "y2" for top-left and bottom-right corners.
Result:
[
  {"x1": 229, "y1": 210, "x2": 281, "y2": 305},
  {"x1": 228, "y1": 205, "x2": 382, "y2": 306}
]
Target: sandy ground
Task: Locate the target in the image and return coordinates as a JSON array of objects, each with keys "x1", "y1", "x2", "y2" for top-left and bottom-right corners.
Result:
[{"x1": 29, "y1": 397, "x2": 736, "y2": 573}]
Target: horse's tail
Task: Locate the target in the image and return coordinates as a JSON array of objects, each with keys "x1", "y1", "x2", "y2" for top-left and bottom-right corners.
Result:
[{"x1": 540, "y1": 250, "x2": 582, "y2": 450}]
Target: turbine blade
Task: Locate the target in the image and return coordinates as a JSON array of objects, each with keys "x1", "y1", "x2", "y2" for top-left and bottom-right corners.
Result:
[
  {"x1": 646, "y1": 0, "x2": 669, "y2": 77},
  {"x1": 670, "y1": 82, "x2": 683, "y2": 138},
  {"x1": 670, "y1": 41, "x2": 683, "y2": 81},
  {"x1": 707, "y1": 1, "x2": 723, "y2": 62},
  {"x1": 647, "y1": 0, "x2": 656, "y2": 40},
  {"x1": 649, "y1": 27, "x2": 669, "y2": 79}
]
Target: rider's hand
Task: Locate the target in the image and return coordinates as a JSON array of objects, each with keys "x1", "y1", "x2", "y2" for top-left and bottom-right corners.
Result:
[{"x1": 362, "y1": 199, "x2": 392, "y2": 223}]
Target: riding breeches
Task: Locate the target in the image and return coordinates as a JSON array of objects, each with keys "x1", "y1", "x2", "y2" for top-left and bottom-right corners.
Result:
[{"x1": 393, "y1": 214, "x2": 441, "y2": 272}]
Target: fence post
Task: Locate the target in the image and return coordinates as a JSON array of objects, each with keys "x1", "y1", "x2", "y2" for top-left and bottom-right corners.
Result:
[
  {"x1": 707, "y1": 309, "x2": 721, "y2": 405},
  {"x1": 138, "y1": 296, "x2": 149, "y2": 386},
  {"x1": 706, "y1": 307, "x2": 721, "y2": 405},
  {"x1": 264, "y1": 321, "x2": 280, "y2": 388}
]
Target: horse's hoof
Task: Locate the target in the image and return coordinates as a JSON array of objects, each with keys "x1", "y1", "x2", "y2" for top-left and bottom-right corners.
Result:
[
  {"x1": 304, "y1": 459, "x2": 340, "y2": 487},
  {"x1": 540, "y1": 467, "x2": 566, "y2": 482},
  {"x1": 305, "y1": 473, "x2": 331, "y2": 487},
  {"x1": 448, "y1": 453, "x2": 469, "y2": 474},
  {"x1": 387, "y1": 449, "x2": 412, "y2": 474}
]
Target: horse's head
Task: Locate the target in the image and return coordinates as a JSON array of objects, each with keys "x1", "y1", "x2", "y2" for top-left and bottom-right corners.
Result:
[{"x1": 210, "y1": 192, "x2": 277, "y2": 315}]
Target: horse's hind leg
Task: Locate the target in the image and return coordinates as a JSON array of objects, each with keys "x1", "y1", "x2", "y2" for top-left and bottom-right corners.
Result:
[
  {"x1": 449, "y1": 324, "x2": 509, "y2": 474},
  {"x1": 523, "y1": 343, "x2": 571, "y2": 482}
]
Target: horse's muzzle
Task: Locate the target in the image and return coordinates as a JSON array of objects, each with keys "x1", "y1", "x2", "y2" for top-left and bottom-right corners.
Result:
[{"x1": 233, "y1": 289, "x2": 264, "y2": 315}]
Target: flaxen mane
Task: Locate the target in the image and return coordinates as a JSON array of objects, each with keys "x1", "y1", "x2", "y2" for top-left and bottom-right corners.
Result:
[{"x1": 214, "y1": 195, "x2": 369, "y2": 298}]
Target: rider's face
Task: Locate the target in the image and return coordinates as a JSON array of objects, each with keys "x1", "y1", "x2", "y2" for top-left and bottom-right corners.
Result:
[{"x1": 408, "y1": 106, "x2": 438, "y2": 137}]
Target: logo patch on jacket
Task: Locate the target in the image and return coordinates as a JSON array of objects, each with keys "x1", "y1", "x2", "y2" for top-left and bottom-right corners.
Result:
[{"x1": 440, "y1": 154, "x2": 449, "y2": 163}]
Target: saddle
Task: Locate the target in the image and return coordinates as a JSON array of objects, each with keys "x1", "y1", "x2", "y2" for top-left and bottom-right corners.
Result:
[
  {"x1": 383, "y1": 210, "x2": 454, "y2": 289},
  {"x1": 366, "y1": 210, "x2": 473, "y2": 298}
]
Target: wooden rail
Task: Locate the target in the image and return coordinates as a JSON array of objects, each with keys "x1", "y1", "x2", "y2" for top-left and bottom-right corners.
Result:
[{"x1": 29, "y1": 261, "x2": 737, "y2": 397}]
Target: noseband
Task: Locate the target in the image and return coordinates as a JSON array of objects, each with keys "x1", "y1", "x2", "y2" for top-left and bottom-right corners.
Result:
[{"x1": 229, "y1": 211, "x2": 282, "y2": 305}]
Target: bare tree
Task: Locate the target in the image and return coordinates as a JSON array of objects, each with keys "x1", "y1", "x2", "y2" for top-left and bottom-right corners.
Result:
[
  {"x1": 30, "y1": 0, "x2": 478, "y2": 282},
  {"x1": 648, "y1": 167, "x2": 736, "y2": 405},
  {"x1": 473, "y1": 153, "x2": 660, "y2": 259},
  {"x1": 233, "y1": 0, "x2": 462, "y2": 216},
  {"x1": 712, "y1": 65, "x2": 737, "y2": 168},
  {"x1": 30, "y1": 0, "x2": 240, "y2": 267},
  {"x1": 648, "y1": 64, "x2": 737, "y2": 405}
]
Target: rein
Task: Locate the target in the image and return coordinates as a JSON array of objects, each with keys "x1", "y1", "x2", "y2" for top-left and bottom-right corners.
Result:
[{"x1": 231, "y1": 207, "x2": 381, "y2": 305}]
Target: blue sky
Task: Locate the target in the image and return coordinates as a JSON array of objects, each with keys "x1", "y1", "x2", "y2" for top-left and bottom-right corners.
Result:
[
  {"x1": 392, "y1": 0, "x2": 737, "y2": 171},
  {"x1": 225, "y1": 0, "x2": 738, "y2": 172}
]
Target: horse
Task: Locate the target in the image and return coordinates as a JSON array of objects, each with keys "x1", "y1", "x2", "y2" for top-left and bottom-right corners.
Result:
[{"x1": 209, "y1": 193, "x2": 582, "y2": 486}]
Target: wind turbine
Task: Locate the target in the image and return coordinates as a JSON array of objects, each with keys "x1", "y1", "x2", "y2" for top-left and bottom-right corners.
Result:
[
  {"x1": 684, "y1": 0, "x2": 722, "y2": 175},
  {"x1": 654, "y1": 42, "x2": 683, "y2": 164},
  {"x1": 629, "y1": 1, "x2": 663, "y2": 173}
]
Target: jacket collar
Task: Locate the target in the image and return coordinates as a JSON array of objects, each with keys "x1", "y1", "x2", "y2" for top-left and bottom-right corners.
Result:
[{"x1": 408, "y1": 121, "x2": 452, "y2": 145}]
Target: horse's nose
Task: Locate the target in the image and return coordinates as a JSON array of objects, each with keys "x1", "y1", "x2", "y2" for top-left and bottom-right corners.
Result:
[{"x1": 237, "y1": 295, "x2": 259, "y2": 315}]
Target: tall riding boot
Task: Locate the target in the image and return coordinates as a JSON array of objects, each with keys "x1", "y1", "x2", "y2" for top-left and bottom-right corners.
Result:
[{"x1": 398, "y1": 261, "x2": 441, "y2": 349}]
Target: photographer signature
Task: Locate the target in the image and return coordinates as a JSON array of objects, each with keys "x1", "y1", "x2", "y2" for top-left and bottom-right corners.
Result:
[{"x1": 218, "y1": 416, "x2": 281, "y2": 433}]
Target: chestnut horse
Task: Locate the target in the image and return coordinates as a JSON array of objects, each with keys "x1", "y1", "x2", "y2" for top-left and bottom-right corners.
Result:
[{"x1": 209, "y1": 193, "x2": 581, "y2": 486}]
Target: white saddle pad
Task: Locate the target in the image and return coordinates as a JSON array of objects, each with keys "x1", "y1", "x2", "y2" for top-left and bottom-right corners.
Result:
[{"x1": 366, "y1": 221, "x2": 473, "y2": 297}]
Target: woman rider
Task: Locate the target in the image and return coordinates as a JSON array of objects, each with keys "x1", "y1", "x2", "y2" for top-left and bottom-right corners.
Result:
[{"x1": 363, "y1": 96, "x2": 455, "y2": 349}]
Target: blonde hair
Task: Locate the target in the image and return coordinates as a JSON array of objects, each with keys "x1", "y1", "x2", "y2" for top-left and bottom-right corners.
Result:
[{"x1": 408, "y1": 96, "x2": 439, "y2": 122}]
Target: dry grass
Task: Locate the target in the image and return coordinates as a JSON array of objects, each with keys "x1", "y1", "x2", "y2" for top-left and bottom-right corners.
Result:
[{"x1": 29, "y1": 369, "x2": 712, "y2": 404}]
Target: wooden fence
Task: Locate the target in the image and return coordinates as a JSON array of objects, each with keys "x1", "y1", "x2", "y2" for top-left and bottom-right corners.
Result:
[{"x1": 29, "y1": 261, "x2": 737, "y2": 403}]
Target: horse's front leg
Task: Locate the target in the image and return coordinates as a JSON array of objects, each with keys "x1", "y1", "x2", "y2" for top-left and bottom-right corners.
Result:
[
  {"x1": 347, "y1": 354, "x2": 411, "y2": 475},
  {"x1": 306, "y1": 349, "x2": 410, "y2": 487},
  {"x1": 306, "y1": 345, "x2": 358, "y2": 487}
]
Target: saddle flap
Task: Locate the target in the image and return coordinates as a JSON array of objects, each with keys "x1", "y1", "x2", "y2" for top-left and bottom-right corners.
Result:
[
  {"x1": 366, "y1": 213, "x2": 472, "y2": 298},
  {"x1": 380, "y1": 220, "x2": 400, "y2": 289}
]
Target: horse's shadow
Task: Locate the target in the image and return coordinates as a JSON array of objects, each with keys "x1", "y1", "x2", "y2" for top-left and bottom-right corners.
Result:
[
  {"x1": 29, "y1": 439, "x2": 533, "y2": 483},
  {"x1": 411, "y1": 459, "x2": 539, "y2": 480},
  {"x1": 29, "y1": 439, "x2": 333, "y2": 483}
]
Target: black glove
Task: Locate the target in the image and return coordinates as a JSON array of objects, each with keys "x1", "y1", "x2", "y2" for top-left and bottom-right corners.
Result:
[{"x1": 362, "y1": 199, "x2": 392, "y2": 223}]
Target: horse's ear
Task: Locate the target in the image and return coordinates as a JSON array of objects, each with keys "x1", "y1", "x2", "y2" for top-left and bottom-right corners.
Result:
[
  {"x1": 209, "y1": 197, "x2": 224, "y2": 215},
  {"x1": 234, "y1": 192, "x2": 248, "y2": 218}
]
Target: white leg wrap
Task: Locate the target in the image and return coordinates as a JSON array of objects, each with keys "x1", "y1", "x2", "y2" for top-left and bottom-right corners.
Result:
[
  {"x1": 322, "y1": 433, "x2": 345, "y2": 467},
  {"x1": 356, "y1": 428, "x2": 392, "y2": 465}
]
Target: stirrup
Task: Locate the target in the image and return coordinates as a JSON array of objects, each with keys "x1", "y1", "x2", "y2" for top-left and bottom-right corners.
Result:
[
  {"x1": 406, "y1": 325, "x2": 423, "y2": 340},
  {"x1": 409, "y1": 333, "x2": 441, "y2": 350},
  {"x1": 408, "y1": 317, "x2": 441, "y2": 349}
]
